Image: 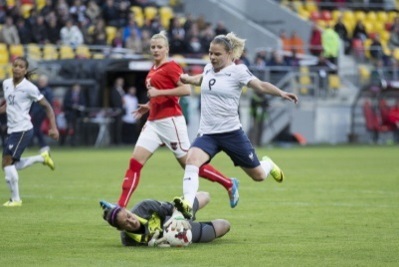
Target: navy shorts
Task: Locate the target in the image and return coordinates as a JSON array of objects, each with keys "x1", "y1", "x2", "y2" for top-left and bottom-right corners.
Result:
[
  {"x1": 191, "y1": 128, "x2": 260, "y2": 168},
  {"x1": 3, "y1": 129, "x2": 34, "y2": 161}
]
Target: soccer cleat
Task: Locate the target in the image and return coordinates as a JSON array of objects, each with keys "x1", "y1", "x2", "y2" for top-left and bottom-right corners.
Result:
[
  {"x1": 228, "y1": 178, "x2": 240, "y2": 208},
  {"x1": 173, "y1": 197, "x2": 193, "y2": 219},
  {"x1": 262, "y1": 156, "x2": 284, "y2": 183},
  {"x1": 99, "y1": 200, "x2": 116, "y2": 210},
  {"x1": 3, "y1": 199, "x2": 22, "y2": 207},
  {"x1": 41, "y1": 151, "x2": 55, "y2": 170}
]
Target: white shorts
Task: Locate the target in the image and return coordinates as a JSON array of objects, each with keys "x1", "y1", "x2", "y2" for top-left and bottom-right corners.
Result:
[{"x1": 136, "y1": 116, "x2": 190, "y2": 158}]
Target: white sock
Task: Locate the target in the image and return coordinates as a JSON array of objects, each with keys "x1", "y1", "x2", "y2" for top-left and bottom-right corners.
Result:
[
  {"x1": 4, "y1": 165, "x2": 20, "y2": 201},
  {"x1": 15, "y1": 155, "x2": 44, "y2": 170},
  {"x1": 260, "y1": 159, "x2": 273, "y2": 179},
  {"x1": 182, "y1": 165, "x2": 199, "y2": 207}
]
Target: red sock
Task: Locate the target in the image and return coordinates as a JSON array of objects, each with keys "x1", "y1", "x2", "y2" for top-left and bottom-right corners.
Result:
[
  {"x1": 117, "y1": 158, "x2": 143, "y2": 207},
  {"x1": 199, "y1": 164, "x2": 232, "y2": 190}
]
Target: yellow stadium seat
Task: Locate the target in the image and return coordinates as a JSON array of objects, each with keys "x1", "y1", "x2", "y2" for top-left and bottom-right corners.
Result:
[
  {"x1": 43, "y1": 44, "x2": 58, "y2": 60},
  {"x1": 366, "y1": 11, "x2": 377, "y2": 23},
  {"x1": 159, "y1": 6, "x2": 174, "y2": 29},
  {"x1": 343, "y1": 10, "x2": 355, "y2": 24},
  {"x1": 358, "y1": 65, "x2": 370, "y2": 83},
  {"x1": 130, "y1": 6, "x2": 144, "y2": 19},
  {"x1": 59, "y1": 45, "x2": 75, "y2": 59},
  {"x1": 388, "y1": 11, "x2": 397, "y2": 23},
  {"x1": 380, "y1": 30, "x2": 390, "y2": 43},
  {"x1": 299, "y1": 66, "x2": 311, "y2": 94},
  {"x1": 363, "y1": 21, "x2": 374, "y2": 34},
  {"x1": 75, "y1": 45, "x2": 91, "y2": 59},
  {"x1": 92, "y1": 53, "x2": 105, "y2": 59},
  {"x1": 105, "y1": 26, "x2": 117, "y2": 45},
  {"x1": 134, "y1": 16, "x2": 144, "y2": 27},
  {"x1": 297, "y1": 9, "x2": 310, "y2": 20},
  {"x1": 393, "y1": 48, "x2": 399, "y2": 60},
  {"x1": 328, "y1": 74, "x2": 341, "y2": 90},
  {"x1": 144, "y1": 6, "x2": 158, "y2": 21},
  {"x1": 0, "y1": 65, "x2": 7, "y2": 80},
  {"x1": 0, "y1": 53, "x2": 9, "y2": 65},
  {"x1": 36, "y1": 0, "x2": 46, "y2": 11},
  {"x1": 331, "y1": 10, "x2": 342, "y2": 21},
  {"x1": 27, "y1": 43, "x2": 42, "y2": 60},
  {"x1": 172, "y1": 54, "x2": 186, "y2": 67},
  {"x1": 6, "y1": 0, "x2": 15, "y2": 7},
  {"x1": 9, "y1": 44, "x2": 24, "y2": 58},
  {"x1": 304, "y1": 0, "x2": 318, "y2": 13},
  {"x1": 20, "y1": 4, "x2": 34, "y2": 19},
  {"x1": 376, "y1": 11, "x2": 388, "y2": 23},
  {"x1": 354, "y1": 11, "x2": 366, "y2": 21}
]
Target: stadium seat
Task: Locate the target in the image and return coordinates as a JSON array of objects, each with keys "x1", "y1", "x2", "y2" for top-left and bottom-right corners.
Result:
[
  {"x1": 105, "y1": 26, "x2": 117, "y2": 45},
  {"x1": 6, "y1": 0, "x2": 15, "y2": 7},
  {"x1": 144, "y1": 6, "x2": 158, "y2": 21},
  {"x1": 363, "y1": 39, "x2": 373, "y2": 59},
  {"x1": 20, "y1": 4, "x2": 34, "y2": 19},
  {"x1": 331, "y1": 10, "x2": 342, "y2": 21},
  {"x1": 43, "y1": 44, "x2": 58, "y2": 60},
  {"x1": 393, "y1": 48, "x2": 399, "y2": 61},
  {"x1": 130, "y1": 6, "x2": 144, "y2": 19},
  {"x1": 366, "y1": 11, "x2": 377, "y2": 23},
  {"x1": 75, "y1": 45, "x2": 91, "y2": 59},
  {"x1": 358, "y1": 65, "x2": 371, "y2": 84},
  {"x1": 376, "y1": 11, "x2": 388, "y2": 24},
  {"x1": 36, "y1": 0, "x2": 46, "y2": 10},
  {"x1": 328, "y1": 74, "x2": 341, "y2": 90},
  {"x1": 59, "y1": 45, "x2": 75, "y2": 59},
  {"x1": 159, "y1": 6, "x2": 174, "y2": 28},
  {"x1": 304, "y1": 0, "x2": 318, "y2": 13},
  {"x1": 299, "y1": 66, "x2": 311, "y2": 94},
  {"x1": 92, "y1": 53, "x2": 105, "y2": 59},
  {"x1": 27, "y1": 43, "x2": 42, "y2": 60},
  {"x1": 354, "y1": 11, "x2": 366, "y2": 22},
  {"x1": 9, "y1": 44, "x2": 24, "y2": 59}
]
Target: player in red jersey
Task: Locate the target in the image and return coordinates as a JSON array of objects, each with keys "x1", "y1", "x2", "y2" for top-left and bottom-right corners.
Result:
[{"x1": 114, "y1": 31, "x2": 239, "y2": 209}]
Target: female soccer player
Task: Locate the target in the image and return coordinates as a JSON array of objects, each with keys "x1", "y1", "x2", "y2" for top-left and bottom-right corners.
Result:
[
  {"x1": 177, "y1": 32, "x2": 299, "y2": 215},
  {"x1": 1, "y1": 57, "x2": 59, "y2": 207},
  {"x1": 115, "y1": 31, "x2": 239, "y2": 209},
  {"x1": 100, "y1": 191, "x2": 230, "y2": 247}
]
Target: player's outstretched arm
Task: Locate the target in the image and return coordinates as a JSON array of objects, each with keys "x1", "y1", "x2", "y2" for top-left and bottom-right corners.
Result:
[
  {"x1": 180, "y1": 74, "x2": 203, "y2": 86},
  {"x1": 248, "y1": 78, "x2": 298, "y2": 104}
]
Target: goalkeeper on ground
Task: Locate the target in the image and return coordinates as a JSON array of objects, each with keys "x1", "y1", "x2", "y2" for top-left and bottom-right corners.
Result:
[{"x1": 100, "y1": 192, "x2": 230, "y2": 247}]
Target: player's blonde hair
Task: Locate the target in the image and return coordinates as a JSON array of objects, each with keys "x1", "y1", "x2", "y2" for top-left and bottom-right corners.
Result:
[
  {"x1": 212, "y1": 32, "x2": 246, "y2": 60},
  {"x1": 151, "y1": 30, "x2": 169, "y2": 47}
]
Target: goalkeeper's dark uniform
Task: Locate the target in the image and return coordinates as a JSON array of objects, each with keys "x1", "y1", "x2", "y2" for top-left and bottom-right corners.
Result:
[{"x1": 120, "y1": 197, "x2": 217, "y2": 246}]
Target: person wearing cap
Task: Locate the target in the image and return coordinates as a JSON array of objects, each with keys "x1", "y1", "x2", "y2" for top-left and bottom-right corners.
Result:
[{"x1": 100, "y1": 191, "x2": 230, "y2": 247}]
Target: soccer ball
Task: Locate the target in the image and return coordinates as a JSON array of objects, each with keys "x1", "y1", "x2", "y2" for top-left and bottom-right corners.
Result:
[{"x1": 163, "y1": 220, "x2": 192, "y2": 247}]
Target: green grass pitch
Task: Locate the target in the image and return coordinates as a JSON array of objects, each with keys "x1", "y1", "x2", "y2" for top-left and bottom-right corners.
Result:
[{"x1": 0, "y1": 145, "x2": 398, "y2": 266}]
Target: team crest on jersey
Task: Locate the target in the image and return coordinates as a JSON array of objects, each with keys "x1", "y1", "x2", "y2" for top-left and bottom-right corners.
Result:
[
  {"x1": 170, "y1": 142, "x2": 177, "y2": 150},
  {"x1": 248, "y1": 152, "x2": 254, "y2": 161}
]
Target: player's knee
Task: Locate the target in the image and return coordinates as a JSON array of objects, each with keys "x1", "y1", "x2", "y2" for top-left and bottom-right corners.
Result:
[{"x1": 213, "y1": 219, "x2": 231, "y2": 238}]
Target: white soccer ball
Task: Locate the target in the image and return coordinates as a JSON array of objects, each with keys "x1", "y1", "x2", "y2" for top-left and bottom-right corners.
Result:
[{"x1": 163, "y1": 220, "x2": 192, "y2": 247}]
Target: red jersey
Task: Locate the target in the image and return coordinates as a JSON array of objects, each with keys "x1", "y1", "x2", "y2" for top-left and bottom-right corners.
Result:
[{"x1": 146, "y1": 61, "x2": 184, "y2": 121}]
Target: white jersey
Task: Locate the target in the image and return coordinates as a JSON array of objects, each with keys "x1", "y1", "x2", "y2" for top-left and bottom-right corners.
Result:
[
  {"x1": 2, "y1": 78, "x2": 44, "y2": 133},
  {"x1": 199, "y1": 63, "x2": 255, "y2": 134}
]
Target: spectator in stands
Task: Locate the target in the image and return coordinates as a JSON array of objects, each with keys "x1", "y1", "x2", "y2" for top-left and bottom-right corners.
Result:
[
  {"x1": 309, "y1": 24, "x2": 322, "y2": 56},
  {"x1": 122, "y1": 17, "x2": 142, "y2": 44},
  {"x1": 238, "y1": 49, "x2": 251, "y2": 67},
  {"x1": 186, "y1": 35, "x2": 204, "y2": 55},
  {"x1": 122, "y1": 86, "x2": 139, "y2": 144},
  {"x1": 141, "y1": 29, "x2": 152, "y2": 55},
  {"x1": 61, "y1": 84, "x2": 87, "y2": 146},
  {"x1": 289, "y1": 31, "x2": 304, "y2": 54},
  {"x1": 85, "y1": 0, "x2": 101, "y2": 23},
  {"x1": 39, "y1": 0, "x2": 55, "y2": 18},
  {"x1": 69, "y1": 0, "x2": 87, "y2": 24},
  {"x1": 118, "y1": 0, "x2": 131, "y2": 28},
  {"x1": 30, "y1": 75, "x2": 54, "y2": 153},
  {"x1": 31, "y1": 15, "x2": 48, "y2": 44},
  {"x1": 109, "y1": 77, "x2": 125, "y2": 145},
  {"x1": 370, "y1": 33, "x2": 390, "y2": 66},
  {"x1": 112, "y1": 28, "x2": 124, "y2": 48},
  {"x1": 56, "y1": 0, "x2": 70, "y2": 26},
  {"x1": 279, "y1": 29, "x2": 291, "y2": 52},
  {"x1": 91, "y1": 18, "x2": 108, "y2": 45},
  {"x1": 168, "y1": 17, "x2": 186, "y2": 54},
  {"x1": 0, "y1": 16, "x2": 20, "y2": 45},
  {"x1": 60, "y1": 19, "x2": 84, "y2": 47},
  {"x1": 388, "y1": 23, "x2": 399, "y2": 49},
  {"x1": 16, "y1": 18, "x2": 32, "y2": 44},
  {"x1": 125, "y1": 28, "x2": 143, "y2": 53},
  {"x1": 352, "y1": 20, "x2": 368, "y2": 42},
  {"x1": 102, "y1": 0, "x2": 120, "y2": 27},
  {"x1": 45, "y1": 15, "x2": 61, "y2": 44},
  {"x1": 142, "y1": 16, "x2": 163, "y2": 36},
  {"x1": 214, "y1": 21, "x2": 228, "y2": 36},
  {"x1": 200, "y1": 23, "x2": 215, "y2": 51},
  {"x1": 334, "y1": 16, "x2": 351, "y2": 54},
  {"x1": 322, "y1": 24, "x2": 340, "y2": 66}
]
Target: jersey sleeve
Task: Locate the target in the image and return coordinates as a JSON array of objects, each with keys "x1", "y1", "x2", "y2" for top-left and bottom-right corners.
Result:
[
  {"x1": 168, "y1": 61, "x2": 184, "y2": 85},
  {"x1": 133, "y1": 200, "x2": 174, "y2": 220},
  {"x1": 236, "y1": 64, "x2": 256, "y2": 87},
  {"x1": 29, "y1": 85, "x2": 44, "y2": 102}
]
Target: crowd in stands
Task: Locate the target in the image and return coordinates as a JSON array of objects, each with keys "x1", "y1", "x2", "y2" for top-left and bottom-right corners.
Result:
[{"x1": 0, "y1": 0, "x2": 232, "y2": 59}]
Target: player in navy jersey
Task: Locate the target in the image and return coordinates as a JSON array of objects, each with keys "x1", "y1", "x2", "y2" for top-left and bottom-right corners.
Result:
[
  {"x1": 176, "y1": 32, "x2": 299, "y2": 217},
  {"x1": 111, "y1": 31, "x2": 239, "y2": 210},
  {"x1": 0, "y1": 57, "x2": 59, "y2": 207}
]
